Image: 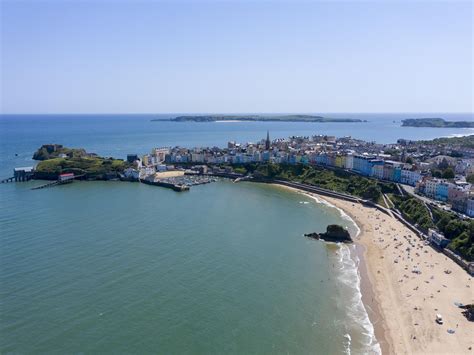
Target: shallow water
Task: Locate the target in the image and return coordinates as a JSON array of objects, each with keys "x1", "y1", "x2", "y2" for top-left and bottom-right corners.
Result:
[
  {"x1": 1, "y1": 113, "x2": 471, "y2": 353},
  {"x1": 1, "y1": 180, "x2": 375, "y2": 353}
]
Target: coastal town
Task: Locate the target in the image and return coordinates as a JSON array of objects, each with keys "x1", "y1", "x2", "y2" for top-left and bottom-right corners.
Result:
[{"x1": 123, "y1": 132, "x2": 474, "y2": 217}]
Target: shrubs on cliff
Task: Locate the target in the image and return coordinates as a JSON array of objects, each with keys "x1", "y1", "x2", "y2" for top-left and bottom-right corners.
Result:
[
  {"x1": 244, "y1": 163, "x2": 387, "y2": 202},
  {"x1": 391, "y1": 195, "x2": 434, "y2": 231},
  {"x1": 33, "y1": 144, "x2": 89, "y2": 161},
  {"x1": 392, "y1": 194, "x2": 474, "y2": 261}
]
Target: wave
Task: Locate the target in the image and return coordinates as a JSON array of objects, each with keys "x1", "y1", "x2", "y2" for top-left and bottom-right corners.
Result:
[
  {"x1": 446, "y1": 130, "x2": 474, "y2": 138},
  {"x1": 303, "y1": 192, "x2": 379, "y2": 354},
  {"x1": 337, "y1": 244, "x2": 381, "y2": 355},
  {"x1": 303, "y1": 194, "x2": 361, "y2": 238}
]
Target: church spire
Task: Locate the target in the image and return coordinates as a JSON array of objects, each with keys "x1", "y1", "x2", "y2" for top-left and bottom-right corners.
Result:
[{"x1": 265, "y1": 130, "x2": 270, "y2": 150}]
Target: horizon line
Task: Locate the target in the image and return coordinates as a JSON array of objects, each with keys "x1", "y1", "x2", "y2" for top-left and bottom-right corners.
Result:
[{"x1": 1, "y1": 112, "x2": 473, "y2": 116}]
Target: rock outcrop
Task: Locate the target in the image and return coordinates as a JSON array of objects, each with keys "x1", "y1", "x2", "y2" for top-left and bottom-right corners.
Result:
[{"x1": 305, "y1": 224, "x2": 352, "y2": 243}]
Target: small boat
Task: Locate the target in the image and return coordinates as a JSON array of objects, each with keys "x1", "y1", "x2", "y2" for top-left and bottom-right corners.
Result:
[{"x1": 436, "y1": 314, "x2": 443, "y2": 325}]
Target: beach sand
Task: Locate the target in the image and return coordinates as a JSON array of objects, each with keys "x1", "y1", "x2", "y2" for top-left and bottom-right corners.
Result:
[{"x1": 279, "y1": 185, "x2": 474, "y2": 354}]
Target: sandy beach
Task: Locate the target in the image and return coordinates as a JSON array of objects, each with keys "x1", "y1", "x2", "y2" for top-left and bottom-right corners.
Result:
[{"x1": 280, "y1": 185, "x2": 474, "y2": 354}]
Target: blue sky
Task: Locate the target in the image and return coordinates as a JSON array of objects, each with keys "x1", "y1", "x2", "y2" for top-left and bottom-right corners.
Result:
[{"x1": 1, "y1": 0, "x2": 472, "y2": 114}]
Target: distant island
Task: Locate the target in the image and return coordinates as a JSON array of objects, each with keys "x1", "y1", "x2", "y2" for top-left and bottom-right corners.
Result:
[
  {"x1": 401, "y1": 118, "x2": 474, "y2": 128},
  {"x1": 152, "y1": 115, "x2": 364, "y2": 123}
]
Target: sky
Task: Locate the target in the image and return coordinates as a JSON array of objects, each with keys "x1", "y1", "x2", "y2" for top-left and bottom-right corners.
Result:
[{"x1": 0, "y1": 0, "x2": 472, "y2": 114}]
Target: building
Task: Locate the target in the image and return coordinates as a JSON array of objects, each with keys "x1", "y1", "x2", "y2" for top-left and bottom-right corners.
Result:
[
  {"x1": 352, "y1": 155, "x2": 383, "y2": 176},
  {"x1": 344, "y1": 155, "x2": 354, "y2": 170},
  {"x1": 152, "y1": 147, "x2": 170, "y2": 163},
  {"x1": 123, "y1": 168, "x2": 139, "y2": 180},
  {"x1": 265, "y1": 131, "x2": 271, "y2": 150},
  {"x1": 13, "y1": 167, "x2": 34, "y2": 182},
  {"x1": 372, "y1": 164, "x2": 384, "y2": 179},
  {"x1": 448, "y1": 185, "x2": 469, "y2": 204},
  {"x1": 401, "y1": 167, "x2": 421, "y2": 186},
  {"x1": 466, "y1": 199, "x2": 474, "y2": 217},
  {"x1": 428, "y1": 229, "x2": 450, "y2": 248},
  {"x1": 423, "y1": 178, "x2": 439, "y2": 199},
  {"x1": 435, "y1": 181, "x2": 450, "y2": 202},
  {"x1": 58, "y1": 173, "x2": 74, "y2": 182}
]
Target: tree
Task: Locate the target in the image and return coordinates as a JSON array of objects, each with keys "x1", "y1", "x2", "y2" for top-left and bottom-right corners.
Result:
[
  {"x1": 444, "y1": 220, "x2": 467, "y2": 239},
  {"x1": 361, "y1": 185, "x2": 382, "y2": 201},
  {"x1": 442, "y1": 167, "x2": 455, "y2": 179},
  {"x1": 436, "y1": 213, "x2": 453, "y2": 232},
  {"x1": 431, "y1": 169, "x2": 442, "y2": 178},
  {"x1": 438, "y1": 158, "x2": 450, "y2": 170}
]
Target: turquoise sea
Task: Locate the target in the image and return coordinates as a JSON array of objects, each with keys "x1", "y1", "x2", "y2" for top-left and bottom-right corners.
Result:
[{"x1": 0, "y1": 113, "x2": 473, "y2": 353}]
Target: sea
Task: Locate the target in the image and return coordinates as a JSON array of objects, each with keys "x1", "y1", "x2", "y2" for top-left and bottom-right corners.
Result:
[{"x1": 0, "y1": 113, "x2": 473, "y2": 354}]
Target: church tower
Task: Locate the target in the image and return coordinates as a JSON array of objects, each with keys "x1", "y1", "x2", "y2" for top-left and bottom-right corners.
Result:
[{"x1": 265, "y1": 130, "x2": 271, "y2": 150}]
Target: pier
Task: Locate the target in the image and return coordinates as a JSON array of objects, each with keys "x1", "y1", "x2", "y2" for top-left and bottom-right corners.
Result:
[
  {"x1": 1, "y1": 177, "x2": 15, "y2": 183},
  {"x1": 31, "y1": 173, "x2": 83, "y2": 190},
  {"x1": 31, "y1": 179, "x2": 74, "y2": 190},
  {"x1": 140, "y1": 178, "x2": 189, "y2": 191}
]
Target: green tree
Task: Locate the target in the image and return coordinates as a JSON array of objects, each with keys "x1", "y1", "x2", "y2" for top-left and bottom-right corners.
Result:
[
  {"x1": 442, "y1": 167, "x2": 455, "y2": 179},
  {"x1": 431, "y1": 169, "x2": 442, "y2": 178},
  {"x1": 361, "y1": 185, "x2": 382, "y2": 201},
  {"x1": 438, "y1": 158, "x2": 450, "y2": 170}
]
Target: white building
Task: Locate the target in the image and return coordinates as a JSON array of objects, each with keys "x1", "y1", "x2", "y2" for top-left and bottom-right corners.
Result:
[
  {"x1": 152, "y1": 147, "x2": 170, "y2": 163},
  {"x1": 424, "y1": 179, "x2": 439, "y2": 199},
  {"x1": 401, "y1": 169, "x2": 422, "y2": 186},
  {"x1": 428, "y1": 229, "x2": 449, "y2": 248},
  {"x1": 344, "y1": 155, "x2": 354, "y2": 170},
  {"x1": 372, "y1": 164, "x2": 384, "y2": 179}
]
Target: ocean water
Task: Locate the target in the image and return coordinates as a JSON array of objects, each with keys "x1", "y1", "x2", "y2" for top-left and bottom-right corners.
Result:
[
  {"x1": 0, "y1": 113, "x2": 472, "y2": 353},
  {"x1": 0, "y1": 113, "x2": 473, "y2": 177}
]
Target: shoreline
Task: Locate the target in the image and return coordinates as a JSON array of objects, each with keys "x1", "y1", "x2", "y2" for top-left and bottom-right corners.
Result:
[
  {"x1": 275, "y1": 184, "x2": 390, "y2": 354},
  {"x1": 273, "y1": 183, "x2": 474, "y2": 354},
  {"x1": 356, "y1": 243, "x2": 392, "y2": 355}
]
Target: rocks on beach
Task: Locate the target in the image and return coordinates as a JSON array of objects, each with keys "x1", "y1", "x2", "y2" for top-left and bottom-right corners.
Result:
[{"x1": 305, "y1": 224, "x2": 352, "y2": 243}]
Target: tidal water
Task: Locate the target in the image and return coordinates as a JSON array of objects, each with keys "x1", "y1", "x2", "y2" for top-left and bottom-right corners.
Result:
[
  {"x1": 0, "y1": 113, "x2": 472, "y2": 353},
  {"x1": 0, "y1": 113, "x2": 473, "y2": 177}
]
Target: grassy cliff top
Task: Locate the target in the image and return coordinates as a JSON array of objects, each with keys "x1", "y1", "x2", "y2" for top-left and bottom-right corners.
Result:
[{"x1": 33, "y1": 145, "x2": 130, "y2": 180}]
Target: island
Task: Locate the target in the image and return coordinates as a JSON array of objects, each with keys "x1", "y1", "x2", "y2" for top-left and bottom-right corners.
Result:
[
  {"x1": 32, "y1": 144, "x2": 130, "y2": 180},
  {"x1": 304, "y1": 224, "x2": 352, "y2": 243},
  {"x1": 152, "y1": 115, "x2": 364, "y2": 123},
  {"x1": 401, "y1": 118, "x2": 474, "y2": 128}
]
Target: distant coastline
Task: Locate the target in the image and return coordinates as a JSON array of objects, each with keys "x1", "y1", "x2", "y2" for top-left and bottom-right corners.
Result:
[
  {"x1": 152, "y1": 115, "x2": 365, "y2": 123},
  {"x1": 402, "y1": 118, "x2": 474, "y2": 128}
]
